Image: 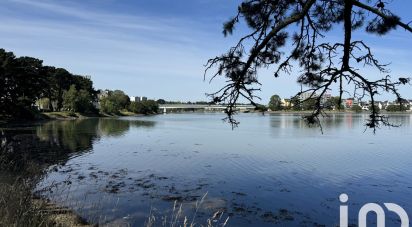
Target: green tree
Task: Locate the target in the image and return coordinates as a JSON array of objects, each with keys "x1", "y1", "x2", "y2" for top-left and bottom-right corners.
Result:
[
  {"x1": 53, "y1": 68, "x2": 73, "y2": 111},
  {"x1": 290, "y1": 96, "x2": 301, "y2": 111},
  {"x1": 0, "y1": 49, "x2": 17, "y2": 117},
  {"x1": 302, "y1": 98, "x2": 317, "y2": 111},
  {"x1": 0, "y1": 49, "x2": 98, "y2": 119},
  {"x1": 72, "y1": 75, "x2": 97, "y2": 101},
  {"x1": 111, "y1": 90, "x2": 130, "y2": 110},
  {"x1": 76, "y1": 89, "x2": 94, "y2": 113},
  {"x1": 100, "y1": 97, "x2": 118, "y2": 114},
  {"x1": 62, "y1": 85, "x2": 94, "y2": 113},
  {"x1": 99, "y1": 90, "x2": 130, "y2": 114},
  {"x1": 386, "y1": 104, "x2": 406, "y2": 112},
  {"x1": 40, "y1": 66, "x2": 58, "y2": 111},
  {"x1": 205, "y1": 1, "x2": 412, "y2": 129},
  {"x1": 0, "y1": 50, "x2": 48, "y2": 119},
  {"x1": 255, "y1": 104, "x2": 267, "y2": 112},
  {"x1": 351, "y1": 105, "x2": 363, "y2": 112},
  {"x1": 325, "y1": 96, "x2": 344, "y2": 110},
  {"x1": 156, "y1": 99, "x2": 166, "y2": 104},
  {"x1": 268, "y1": 95, "x2": 282, "y2": 111},
  {"x1": 62, "y1": 85, "x2": 78, "y2": 112},
  {"x1": 129, "y1": 100, "x2": 159, "y2": 115}
]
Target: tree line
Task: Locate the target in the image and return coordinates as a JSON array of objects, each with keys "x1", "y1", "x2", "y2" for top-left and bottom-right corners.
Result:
[
  {"x1": 0, "y1": 48, "x2": 97, "y2": 119},
  {"x1": 0, "y1": 48, "x2": 159, "y2": 120},
  {"x1": 99, "y1": 90, "x2": 159, "y2": 115}
]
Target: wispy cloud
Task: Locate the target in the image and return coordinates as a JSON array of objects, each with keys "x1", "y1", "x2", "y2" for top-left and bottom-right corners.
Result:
[
  {"x1": 0, "y1": 0, "x2": 230, "y2": 100},
  {"x1": 6, "y1": 0, "x2": 216, "y2": 46},
  {"x1": 1, "y1": 0, "x2": 411, "y2": 101}
]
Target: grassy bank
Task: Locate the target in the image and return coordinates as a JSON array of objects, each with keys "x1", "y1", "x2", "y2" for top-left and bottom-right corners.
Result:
[{"x1": 0, "y1": 177, "x2": 91, "y2": 227}]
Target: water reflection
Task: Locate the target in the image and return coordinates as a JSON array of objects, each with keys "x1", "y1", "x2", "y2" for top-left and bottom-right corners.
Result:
[
  {"x1": 1, "y1": 114, "x2": 412, "y2": 227},
  {"x1": 1, "y1": 118, "x2": 155, "y2": 172}
]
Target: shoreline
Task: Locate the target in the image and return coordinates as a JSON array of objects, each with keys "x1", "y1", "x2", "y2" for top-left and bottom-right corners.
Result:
[
  {"x1": 264, "y1": 110, "x2": 412, "y2": 114},
  {"x1": 1, "y1": 110, "x2": 410, "y2": 127},
  {"x1": 0, "y1": 111, "x2": 148, "y2": 127},
  {"x1": 32, "y1": 198, "x2": 92, "y2": 227}
]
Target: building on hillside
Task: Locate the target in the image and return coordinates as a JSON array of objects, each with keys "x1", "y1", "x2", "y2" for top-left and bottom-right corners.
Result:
[
  {"x1": 281, "y1": 98, "x2": 292, "y2": 109},
  {"x1": 95, "y1": 89, "x2": 110, "y2": 109},
  {"x1": 299, "y1": 92, "x2": 315, "y2": 101},
  {"x1": 298, "y1": 92, "x2": 332, "y2": 108},
  {"x1": 353, "y1": 99, "x2": 360, "y2": 107},
  {"x1": 381, "y1": 101, "x2": 390, "y2": 110},
  {"x1": 375, "y1": 101, "x2": 384, "y2": 110},
  {"x1": 360, "y1": 101, "x2": 369, "y2": 110},
  {"x1": 320, "y1": 93, "x2": 332, "y2": 106},
  {"x1": 130, "y1": 96, "x2": 147, "y2": 102},
  {"x1": 345, "y1": 98, "x2": 354, "y2": 108},
  {"x1": 97, "y1": 89, "x2": 109, "y2": 100},
  {"x1": 130, "y1": 96, "x2": 139, "y2": 102}
]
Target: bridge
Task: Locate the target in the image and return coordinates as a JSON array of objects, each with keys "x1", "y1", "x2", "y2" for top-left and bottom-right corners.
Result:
[{"x1": 158, "y1": 104, "x2": 256, "y2": 113}]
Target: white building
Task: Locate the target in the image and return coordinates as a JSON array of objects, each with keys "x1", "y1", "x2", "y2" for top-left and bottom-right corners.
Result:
[
  {"x1": 130, "y1": 96, "x2": 139, "y2": 102},
  {"x1": 130, "y1": 96, "x2": 147, "y2": 102}
]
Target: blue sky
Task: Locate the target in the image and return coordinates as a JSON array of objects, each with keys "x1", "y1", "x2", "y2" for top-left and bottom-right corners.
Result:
[{"x1": 1, "y1": 0, "x2": 411, "y2": 103}]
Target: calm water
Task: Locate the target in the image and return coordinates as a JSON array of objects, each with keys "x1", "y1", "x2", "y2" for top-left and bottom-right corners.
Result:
[{"x1": 2, "y1": 113, "x2": 412, "y2": 226}]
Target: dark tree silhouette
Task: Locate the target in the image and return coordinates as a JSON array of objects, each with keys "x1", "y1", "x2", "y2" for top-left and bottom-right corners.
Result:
[
  {"x1": 205, "y1": 0, "x2": 412, "y2": 131},
  {"x1": 0, "y1": 49, "x2": 97, "y2": 119}
]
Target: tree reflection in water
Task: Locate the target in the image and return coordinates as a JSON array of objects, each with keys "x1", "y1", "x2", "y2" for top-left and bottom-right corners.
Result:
[{"x1": 1, "y1": 118, "x2": 155, "y2": 175}]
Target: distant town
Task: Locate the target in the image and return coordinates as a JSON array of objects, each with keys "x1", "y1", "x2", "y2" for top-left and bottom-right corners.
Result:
[{"x1": 270, "y1": 92, "x2": 412, "y2": 112}]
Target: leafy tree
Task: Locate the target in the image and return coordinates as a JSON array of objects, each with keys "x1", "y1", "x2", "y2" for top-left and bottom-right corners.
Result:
[
  {"x1": 128, "y1": 101, "x2": 140, "y2": 113},
  {"x1": 100, "y1": 98, "x2": 118, "y2": 114},
  {"x1": 62, "y1": 85, "x2": 94, "y2": 113},
  {"x1": 40, "y1": 68, "x2": 96, "y2": 111},
  {"x1": 40, "y1": 66, "x2": 58, "y2": 111},
  {"x1": 386, "y1": 104, "x2": 406, "y2": 112},
  {"x1": 0, "y1": 48, "x2": 98, "y2": 119},
  {"x1": 156, "y1": 99, "x2": 166, "y2": 104},
  {"x1": 255, "y1": 104, "x2": 267, "y2": 112},
  {"x1": 72, "y1": 75, "x2": 97, "y2": 101},
  {"x1": 268, "y1": 94, "x2": 282, "y2": 111},
  {"x1": 325, "y1": 96, "x2": 344, "y2": 110},
  {"x1": 53, "y1": 68, "x2": 73, "y2": 110},
  {"x1": 62, "y1": 85, "x2": 78, "y2": 112},
  {"x1": 36, "y1": 98, "x2": 51, "y2": 111},
  {"x1": 302, "y1": 98, "x2": 317, "y2": 110},
  {"x1": 205, "y1": 0, "x2": 412, "y2": 130},
  {"x1": 290, "y1": 96, "x2": 301, "y2": 111},
  {"x1": 0, "y1": 49, "x2": 17, "y2": 117},
  {"x1": 98, "y1": 90, "x2": 130, "y2": 114},
  {"x1": 129, "y1": 100, "x2": 159, "y2": 115},
  {"x1": 76, "y1": 89, "x2": 94, "y2": 113},
  {"x1": 0, "y1": 49, "x2": 49, "y2": 118},
  {"x1": 351, "y1": 105, "x2": 363, "y2": 112},
  {"x1": 111, "y1": 90, "x2": 130, "y2": 110}
]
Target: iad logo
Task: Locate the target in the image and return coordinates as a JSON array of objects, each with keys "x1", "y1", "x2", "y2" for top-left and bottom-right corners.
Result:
[{"x1": 339, "y1": 193, "x2": 409, "y2": 227}]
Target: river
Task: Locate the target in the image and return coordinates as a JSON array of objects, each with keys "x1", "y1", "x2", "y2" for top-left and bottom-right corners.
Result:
[{"x1": 2, "y1": 113, "x2": 412, "y2": 226}]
